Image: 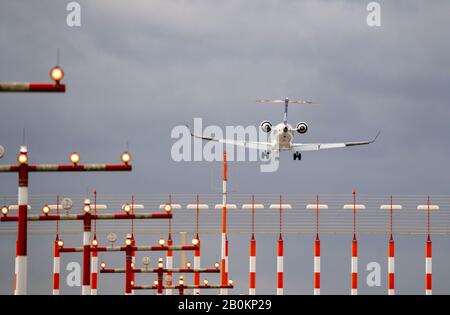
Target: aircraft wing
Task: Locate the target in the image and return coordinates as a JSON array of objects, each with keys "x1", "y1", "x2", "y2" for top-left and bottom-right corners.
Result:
[
  {"x1": 188, "y1": 126, "x2": 272, "y2": 150},
  {"x1": 292, "y1": 131, "x2": 380, "y2": 151}
]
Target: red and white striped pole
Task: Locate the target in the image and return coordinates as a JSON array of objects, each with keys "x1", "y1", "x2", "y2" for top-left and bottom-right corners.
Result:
[
  {"x1": 91, "y1": 240, "x2": 98, "y2": 295},
  {"x1": 249, "y1": 195, "x2": 256, "y2": 295},
  {"x1": 53, "y1": 239, "x2": 60, "y2": 295},
  {"x1": 388, "y1": 195, "x2": 395, "y2": 295},
  {"x1": 125, "y1": 236, "x2": 133, "y2": 295},
  {"x1": 194, "y1": 195, "x2": 201, "y2": 295},
  {"x1": 277, "y1": 195, "x2": 284, "y2": 295},
  {"x1": 157, "y1": 258, "x2": 164, "y2": 295},
  {"x1": 15, "y1": 146, "x2": 28, "y2": 295},
  {"x1": 194, "y1": 239, "x2": 201, "y2": 295},
  {"x1": 166, "y1": 194, "x2": 173, "y2": 295},
  {"x1": 426, "y1": 196, "x2": 432, "y2": 295},
  {"x1": 82, "y1": 199, "x2": 92, "y2": 295},
  {"x1": 314, "y1": 195, "x2": 321, "y2": 295},
  {"x1": 166, "y1": 235, "x2": 173, "y2": 295},
  {"x1": 53, "y1": 196, "x2": 61, "y2": 295},
  {"x1": 225, "y1": 236, "x2": 229, "y2": 293},
  {"x1": 426, "y1": 237, "x2": 432, "y2": 295},
  {"x1": 220, "y1": 151, "x2": 229, "y2": 295},
  {"x1": 130, "y1": 196, "x2": 136, "y2": 295},
  {"x1": 388, "y1": 237, "x2": 395, "y2": 295},
  {"x1": 91, "y1": 192, "x2": 99, "y2": 295},
  {"x1": 351, "y1": 191, "x2": 358, "y2": 296}
]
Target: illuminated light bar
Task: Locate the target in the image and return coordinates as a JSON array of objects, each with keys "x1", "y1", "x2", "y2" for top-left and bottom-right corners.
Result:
[
  {"x1": 215, "y1": 204, "x2": 237, "y2": 209},
  {"x1": 380, "y1": 205, "x2": 402, "y2": 210},
  {"x1": 306, "y1": 204, "x2": 329, "y2": 210},
  {"x1": 159, "y1": 204, "x2": 181, "y2": 209},
  {"x1": 417, "y1": 205, "x2": 440, "y2": 211},
  {"x1": 7, "y1": 205, "x2": 32, "y2": 210},
  {"x1": 132, "y1": 284, "x2": 233, "y2": 290},
  {"x1": 186, "y1": 204, "x2": 209, "y2": 209},
  {"x1": 0, "y1": 82, "x2": 66, "y2": 92},
  {"x1": 125, "y1": 204, "x2": 144, "y2": 210},
  {"x1": 343, "y1": 204, "x2": 366, "y2": 210},
  {"x1": 48, "y1": 204, "x2": 107, "y2": 210},
  {"x1": 269, "y1": 204, "x2": 292, "y2": 209},
  {"x1": 63, "y1": 244, "x2": 198, "y2": 253},
  {"x1": 242, "y1": 204, "x2": 264, "y2": 209},
  {"x1": 101, "y1": 268, "x2": 220, "y2": 273}
]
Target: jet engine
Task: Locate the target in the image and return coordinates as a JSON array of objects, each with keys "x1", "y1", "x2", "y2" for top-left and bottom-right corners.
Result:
[
  {"x1": 296, "y1": 122, "x2": 308, "y2": 134},
  {"x1": 260, "y1": 121, "x2": 272, "y2": 133}
]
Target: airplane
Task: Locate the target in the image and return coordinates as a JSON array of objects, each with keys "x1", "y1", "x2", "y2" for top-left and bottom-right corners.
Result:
[{"x1": 189, "y1": 97, "x2": 380, "y2": 160}]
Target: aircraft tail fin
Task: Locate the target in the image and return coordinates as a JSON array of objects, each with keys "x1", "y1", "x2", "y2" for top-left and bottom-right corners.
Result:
[{"x1": 256, "y1": 98, "x2": 317, "y2": 125}]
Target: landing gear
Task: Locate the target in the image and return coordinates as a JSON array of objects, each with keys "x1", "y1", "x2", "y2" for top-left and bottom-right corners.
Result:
[
  {"x1": 261, "y1": 150, "x2": 271, "y2": 160},
  {"x1": 293, "y1": 151, "x2": 302, "y2": 161}
]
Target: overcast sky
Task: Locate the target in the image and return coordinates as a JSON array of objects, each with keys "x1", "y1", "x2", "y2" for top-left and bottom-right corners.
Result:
[{"x1": 1, "y1": 1, "x2": 450, "y2": 295}]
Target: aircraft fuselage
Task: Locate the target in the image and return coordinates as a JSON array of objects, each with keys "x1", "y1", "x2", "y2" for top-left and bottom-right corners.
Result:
[{"x1": 271, "y1": 123, "x2": 294, "y2": 151}]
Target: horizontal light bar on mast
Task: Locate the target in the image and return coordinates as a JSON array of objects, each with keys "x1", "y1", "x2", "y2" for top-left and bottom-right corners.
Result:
[
  {"x1": 133, "y1": 284, "x2": 234, "y2": 290},
  {"x1": 159, "y1": 204, "x2": 181, "y2": 209},
  {"x1": 48, "y1": 204, "x2": 107, "y2": 210},
  {"x1": 0, "y1": 212, "x2": 171, "y2": 222},
  {"x1": 59, "y1": 244, "x2": 198, "y2": 253},
  {"x1": 0, "y1": 82, "x2": 66, "y2": 92},
  {"x1": 269, "y1": 204, "x2": 292, "y2": 209},
  {"x1": 215, "y1": 204, "x2": 236, "y2": 209},
  {"x1": 306, "y1": 204, "x2": 329, "y2": 210},
  {"x1": 6, "y1": 205, "x2": 32, "y2": 210},
  {"x1": 380, "y1": 205, "x2": 403, "y2": 210},
  {"x1": 0, "y1": 164, "x2": 131, "y2": 172},
  {"x1": 417, "y1": 205, "x2": 440, "y2": 211},
  {"x1": 343, "y1": 204, "x2": 366, "y2": 210},
  {"x1": 100, "y1": 267, "x2": 219, "y2": 274}
]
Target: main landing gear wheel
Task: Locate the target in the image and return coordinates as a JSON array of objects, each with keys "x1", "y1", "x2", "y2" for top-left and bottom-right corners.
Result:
[
  {"x1": 261, "y1": 150, "x2": 270, "y2": 160},
  {"x1": 293, "y1": 151, "x2": 301, "y2": 161}
]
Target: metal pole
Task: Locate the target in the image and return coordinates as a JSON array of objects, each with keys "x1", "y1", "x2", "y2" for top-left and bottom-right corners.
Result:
[
  {"x1": 426, "y1": 196, "x2": 432, "y2": 295},
  {"x1": 166, "y1": 235, "x2": 173, "y2": 295},
  {"x1": 125, "y1": 240, "x2": 132, "y2": 295},
  {"x1": 351, "y1": 192, "x2": 358, "y2": 295},
  {"x1": 15, "y1": 146, "x2": 29, "y2": 295},
  {"x1": 82, "y1": 200, "x2": 92, "y2": 295},
  {"x1": 180, "y1": 232, "x2": 187, "y2": 295},
  {"x1": 249, "y1": 194, "x2": 256, "y2": 295},
  {"x1": 314, "y1": 195, "x2": 321, "y2": 295},
  {"x1": 91, "y1": 241, "x2": 98, "y2": 295},
  {"x1": 221, "y1": 151, "x2": 228, "y2": 295},
  {"x1": 277, "y1": 194, "x2": 283, "y2": 295},
  {"x1": 194, "y1": 195, "x2": 201, "y2": 295},
  {"x1": 388, "y1": 195, "x2": 395, "y2": 295},
  {"x1": 53, "y1": 240, "x2": 60, "y2": 295}
]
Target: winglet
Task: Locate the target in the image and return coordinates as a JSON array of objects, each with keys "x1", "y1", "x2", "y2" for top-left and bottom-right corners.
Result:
[
  {"x1": 369, "y1": 130, "x2": 381, "y2": 143},
  {"x1": 185, "y1": 124, "x2": 194, "y2": 137}
]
